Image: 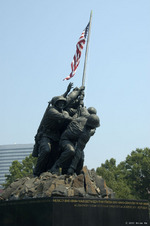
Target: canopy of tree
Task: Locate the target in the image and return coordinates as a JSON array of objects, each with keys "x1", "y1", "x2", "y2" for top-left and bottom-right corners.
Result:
[
  {"x1": 4, "y1": 154, "x2": 37, "y2": 188},
  {"x1": 96, "y1": 148, "x2": 150, "y2": 201}
]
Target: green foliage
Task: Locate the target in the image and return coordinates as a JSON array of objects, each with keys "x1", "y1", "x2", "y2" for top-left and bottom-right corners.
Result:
[
  {"x1": 96, "y1": 158, "x2": 135, "y2": 199},
  {"x1": 122, "y1": 148, "x2": 150, "y2": 200},
  {"x1": 96, "y1": 148, "x2": 150, "y2": 201},
  {"x1": 4, "y1": 154, "x2": 37, "y2": 188}
]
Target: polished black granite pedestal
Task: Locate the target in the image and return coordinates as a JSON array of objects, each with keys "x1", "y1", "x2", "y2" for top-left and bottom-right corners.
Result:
[{"x1": 0, "y1": 197, "x2": 149, "y2": 226}]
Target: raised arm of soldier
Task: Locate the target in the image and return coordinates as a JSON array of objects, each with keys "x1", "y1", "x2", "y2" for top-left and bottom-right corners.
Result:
[
  {"x1": 62, "y1": 82, "x2": 74, "y2": 98},
  {"x1": 65, "y1": 86, "x2": 85, "y2": 107}
]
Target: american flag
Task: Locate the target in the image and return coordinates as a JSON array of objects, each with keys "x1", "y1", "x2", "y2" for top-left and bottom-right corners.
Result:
[{"x1": 63, "y1": 22, "x2": 89, "y2": 81}]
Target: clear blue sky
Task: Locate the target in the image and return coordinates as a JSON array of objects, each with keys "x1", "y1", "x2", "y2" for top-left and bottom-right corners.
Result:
[{"x1": 0, "y1": 0, "x2": 150, "y2": 169}]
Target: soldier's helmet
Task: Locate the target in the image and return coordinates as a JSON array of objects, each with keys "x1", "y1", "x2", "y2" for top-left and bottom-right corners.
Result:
[
  {"x1": 87, "y1": 107, "x2": 97, "y2": 115},
  {"x1": 51, "y1": 96, "x2": 67, "y2": 107},
  {"x1": 86, "y1": 114, "x2": 100, "y2": 128}
]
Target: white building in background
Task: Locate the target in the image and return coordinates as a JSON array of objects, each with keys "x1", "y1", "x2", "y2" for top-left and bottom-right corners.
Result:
[{"x1": 0, "y1": 144, "x2": 33, "y2": 188}]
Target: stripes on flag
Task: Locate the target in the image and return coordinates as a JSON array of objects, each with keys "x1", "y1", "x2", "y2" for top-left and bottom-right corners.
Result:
[{"x1": 63, "y1": 22, "x2": 89, "y2": 81}]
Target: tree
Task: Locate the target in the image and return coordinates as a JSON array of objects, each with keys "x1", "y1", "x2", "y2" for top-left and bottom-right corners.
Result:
[
  {"x1": 4, "y1": 154, "x2": 37, "y2": 188},
  {"x1": 122, "y1": 148, "x2": 150, "y2": 201},
  {"x1": 96, "y1": 158, "x2": 135, "y2": 199},
  {"x1": 96, "y1": 148, "x2": 150, "y2": 201}
]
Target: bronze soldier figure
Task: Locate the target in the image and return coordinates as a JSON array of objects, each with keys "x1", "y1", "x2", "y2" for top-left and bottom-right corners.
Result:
[
  {"x1": 32, "y1": 84, "x2": 85, "y2": 176},
  {"x1": 50, "y1": 113, "x2": 100, "y2": 175}
]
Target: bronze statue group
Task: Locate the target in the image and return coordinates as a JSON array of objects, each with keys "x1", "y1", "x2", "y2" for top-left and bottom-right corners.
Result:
[{"x1": 32, "y1": 83, "x2": 100, "y2": 177}]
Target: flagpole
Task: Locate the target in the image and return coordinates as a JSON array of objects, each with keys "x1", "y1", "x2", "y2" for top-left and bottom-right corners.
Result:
[{"x1": 82, "y1": 10, "x2": 93, "y2": 87}]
